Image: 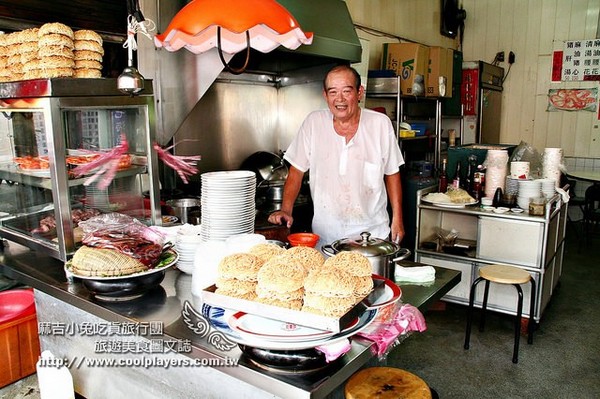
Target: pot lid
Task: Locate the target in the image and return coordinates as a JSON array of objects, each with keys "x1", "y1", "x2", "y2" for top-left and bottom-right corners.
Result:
[{"x1": 332, "y1": 232, "x2": 400, "y2": 257}]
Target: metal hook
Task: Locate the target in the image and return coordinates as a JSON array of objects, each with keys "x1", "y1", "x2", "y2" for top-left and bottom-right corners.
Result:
[{"x1": 217, "y1": 27, "x2": 251, "y2": 75}]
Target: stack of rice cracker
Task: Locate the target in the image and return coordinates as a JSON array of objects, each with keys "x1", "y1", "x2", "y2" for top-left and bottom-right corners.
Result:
[{"x1": 0, "y1": 22, "x2": 103, "y2": 82}]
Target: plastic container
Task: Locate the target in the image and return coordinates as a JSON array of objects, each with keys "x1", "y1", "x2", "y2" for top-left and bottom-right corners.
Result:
[
  {"x1": 36, "y1": 350, "x2": 75, "y2": 399},
  {"x1": 0, "y1": 289, "x2": 40, "y2": 388},
  {"x1": 529, "y1": 197, "x2": 546, "y2": 216},
  {"x1": 287, "y1": 232, "x2": 320, "y2": 248}
]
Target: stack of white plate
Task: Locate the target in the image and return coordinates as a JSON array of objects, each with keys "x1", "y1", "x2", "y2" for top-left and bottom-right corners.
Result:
[
  {"x1": 200, "y1": 170, "x2": 256, "y2": 241},
  {"x1": 539, "y1": 178, "x2": 556, "y2": 197},
  {"x1": 517, "y1": 179, "x2": 542, "y2": 209}
]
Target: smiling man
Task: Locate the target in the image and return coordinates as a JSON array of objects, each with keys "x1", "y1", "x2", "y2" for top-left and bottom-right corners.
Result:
[{"x1": 268, "y1": 65, "x2": 405, "y2": 246}]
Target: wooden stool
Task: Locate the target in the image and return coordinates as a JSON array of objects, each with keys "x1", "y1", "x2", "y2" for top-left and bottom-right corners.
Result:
[
  {"x1": 464, "y1": 264, "x2": 536, "y2": 363},
  {"x1": 345, "y1": 367, "x2": 433, "y2": 399}
]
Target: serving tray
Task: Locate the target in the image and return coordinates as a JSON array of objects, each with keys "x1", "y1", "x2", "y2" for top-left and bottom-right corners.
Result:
[
  {"x1": 201, "y1": 274, "x2": 398, "y2": 333},
  {"x1": 201, "y1": 286, "x2": 365, "y2": 333}
]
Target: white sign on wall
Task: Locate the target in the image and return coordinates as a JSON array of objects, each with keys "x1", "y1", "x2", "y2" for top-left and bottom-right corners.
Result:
[{"x1": 561, "y1": 39, "x2": 600, "y2": 81}]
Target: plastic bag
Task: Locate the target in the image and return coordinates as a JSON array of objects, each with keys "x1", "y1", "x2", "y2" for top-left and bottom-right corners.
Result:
[
  {"x1": 79, "y1": 213, "x2": 166, "y2": 266},
  {"x1": 509, "y1": 141, "x2": 543, "y2": 178},
  {"x1": 356, "y1": 301, "x2": 427, "y2": 359}
]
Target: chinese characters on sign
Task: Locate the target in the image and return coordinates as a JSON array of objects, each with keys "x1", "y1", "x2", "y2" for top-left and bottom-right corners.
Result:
[{"x1": 561, "y1": 39, "x2": 600, "y2": 81}]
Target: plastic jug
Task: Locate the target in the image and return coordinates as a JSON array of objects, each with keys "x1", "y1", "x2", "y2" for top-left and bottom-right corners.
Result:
[{"x1": 36, "y1": 350, "x2": 75, "y2": 399}]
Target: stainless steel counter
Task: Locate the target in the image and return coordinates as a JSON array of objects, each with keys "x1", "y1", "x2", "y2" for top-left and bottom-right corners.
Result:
[{"x1": 0, "y1": 241, "x2": 460, "y2": 399}]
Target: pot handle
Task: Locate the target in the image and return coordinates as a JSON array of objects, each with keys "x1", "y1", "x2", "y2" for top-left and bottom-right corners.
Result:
[
  {"x1": 321, "y1": 245, "x2": 336, "y2": 257},
  {"x1": 392, "y1": 248, "x2": 411, "y2": 262}
]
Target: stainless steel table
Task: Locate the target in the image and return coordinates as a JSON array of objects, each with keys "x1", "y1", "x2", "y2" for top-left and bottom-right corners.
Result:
[{"x1": 0, "y1": 241, "x2": 460, "y2": 399}]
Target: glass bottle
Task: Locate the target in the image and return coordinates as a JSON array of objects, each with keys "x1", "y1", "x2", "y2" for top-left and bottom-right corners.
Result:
[
  {"x1": 438, "y1": 158, "x2": 448, "y2": 193},
  {"x1": 452, "y1": 161, "x2": 461, "y2": 189},
  {"x1": 472, "y1": 175, "x2": 482, "y2": 201},
  {"x1": 492, "y1": 187, "x2": 503, "y2": 207},
  {"x1": 465, "y1": 155, "x2": 477, "y2": 195}
]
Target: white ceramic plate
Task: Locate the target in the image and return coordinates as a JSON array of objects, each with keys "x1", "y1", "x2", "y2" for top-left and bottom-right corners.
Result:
[
  {"x1": 227, "y1": 312, "x2": 360, "y2": 343},
  {"x1": 493, "y1": 207, "x2": 510, "y2": 214},
  {"x1": 510, "y1": 208, "x2": 524, "y2": 213},
  {"x1": 363, "y1": 274, "x2": 402, "y2": 310},
  {"x1": 421, "y1": 198, "x2": 478, "y2": 208},
  {"x1": 207, "y1": 306, "x2": 377, "y2": 350},
  {"x1": 65, "y1": 249, "x2": 178, "y2": 280}
]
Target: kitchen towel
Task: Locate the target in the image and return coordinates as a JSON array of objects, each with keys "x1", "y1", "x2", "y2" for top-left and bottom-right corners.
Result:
[{"x1": 394, "y1": 265, "x2": 436, "y2": 283}]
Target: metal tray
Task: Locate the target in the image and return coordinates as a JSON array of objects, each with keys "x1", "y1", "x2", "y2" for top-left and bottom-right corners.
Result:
[{"x1": 201, "y1": 285, "x2": 367, "y2": 333}]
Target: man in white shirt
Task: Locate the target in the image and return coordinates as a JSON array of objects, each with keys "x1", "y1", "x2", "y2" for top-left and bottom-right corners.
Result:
[{"x1": 268, "y1": 65, "x2": 405, "y2": 246}]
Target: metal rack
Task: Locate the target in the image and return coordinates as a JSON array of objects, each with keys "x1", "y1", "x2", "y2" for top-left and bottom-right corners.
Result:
[
  {"x1": 0, "y1": 78, "x2": 161, "y2": 261},
  {"x1": 365, "y1": 76, "x2": 442, "y2": 170}
]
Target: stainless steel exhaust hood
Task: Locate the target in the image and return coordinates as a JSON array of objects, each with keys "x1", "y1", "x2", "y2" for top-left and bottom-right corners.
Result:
[
  {"x1": 138, "y1": 0, "x2": 361, "y2": 149},
  {"x1": 226, "y1": 0, "x2": 362, "y2": 73}
]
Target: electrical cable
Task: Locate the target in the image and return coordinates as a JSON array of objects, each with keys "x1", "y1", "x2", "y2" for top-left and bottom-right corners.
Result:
[{"x1": 502, "y1": 63, "x2": 512, "y2": 84}]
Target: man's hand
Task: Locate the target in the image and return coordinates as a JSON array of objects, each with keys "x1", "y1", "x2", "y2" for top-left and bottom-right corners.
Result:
[
  {"x1": 268, "y1": 210, "x2": 294, "y2": 228},
  {"x1": 391, "y1": 219, "x2": 405, "y2": 244}
]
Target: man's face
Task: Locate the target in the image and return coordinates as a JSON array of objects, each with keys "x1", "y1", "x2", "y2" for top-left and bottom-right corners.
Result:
[{"x1": 323, "y1": 69, "x2": 364, "y2": 122}]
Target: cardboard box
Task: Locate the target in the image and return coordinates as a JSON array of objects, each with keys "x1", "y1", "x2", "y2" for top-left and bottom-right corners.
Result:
[
  {"x1": 382, "y1": 43, "x2": 429, "y2": 95},
  {"x1": 427, "y1": 47, "x2": 454, "y2": 97}
]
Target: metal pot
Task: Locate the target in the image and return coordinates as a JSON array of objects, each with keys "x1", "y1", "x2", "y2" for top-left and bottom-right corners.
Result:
[
  {"x1": 322, "y1": 231, "x2": 411, "y2": 279},
  {"x1": 166, "y1": 198, "x2": 201, "y2": 225},
  {"x1": 263, "y1": 180, "x2": 285, "y2": 202}
]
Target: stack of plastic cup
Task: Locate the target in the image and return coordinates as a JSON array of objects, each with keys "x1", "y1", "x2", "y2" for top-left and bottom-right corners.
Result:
[
  {"x1": 542, "y1": 148, "x2": 563, "y2": 187},
  {"x1": 484, "y1": 149, "x2": 509, "y2": 198}
]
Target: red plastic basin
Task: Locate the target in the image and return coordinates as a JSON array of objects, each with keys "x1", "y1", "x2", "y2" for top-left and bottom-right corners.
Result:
[{"x1": 0, "y1": 289, "x2": 35, "y2": 325}]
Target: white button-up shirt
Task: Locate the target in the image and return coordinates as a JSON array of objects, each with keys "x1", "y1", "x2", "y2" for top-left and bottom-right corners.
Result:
[{"x1": 284, "y1": 108, "x2": 404, "y2": 246}]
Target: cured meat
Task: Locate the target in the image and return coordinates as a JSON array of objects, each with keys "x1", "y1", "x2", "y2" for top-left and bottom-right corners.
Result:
[
  {"x1": 82, "y1": 232, "x2": 162, "y2": 266},
  {"x1": 78, "y1": 213, "x2": 166, "y2": 267},
  {"x1": 30, "y1": 208, "x2": 101, "y2": 235}
]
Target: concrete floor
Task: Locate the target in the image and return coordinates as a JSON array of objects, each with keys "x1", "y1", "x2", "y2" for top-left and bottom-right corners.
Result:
[{"x1": 0, "y1": 375, "x2": 39, "y2": 399}]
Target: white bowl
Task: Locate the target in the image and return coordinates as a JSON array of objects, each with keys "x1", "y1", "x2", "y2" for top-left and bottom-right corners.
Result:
[{"x1": 481, "y1": 197, "x2": 493, "y2": 206}]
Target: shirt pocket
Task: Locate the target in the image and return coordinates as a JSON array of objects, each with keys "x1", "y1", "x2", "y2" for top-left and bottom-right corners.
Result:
[{"x1": 362, "y1": 161, "x2": 383, "y2": 191}]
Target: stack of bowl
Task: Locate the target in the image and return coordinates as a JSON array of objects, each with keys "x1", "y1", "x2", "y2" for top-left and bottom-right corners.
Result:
[
  {"x1": 517, "y1": 179, "x2": 542, "y2": 210},
  {"x1": 175, "y1": 225, "x2": 203, "y2": 274},
  {"x1": 539, "y1": 178, "x2": 556, "y2": 197}
]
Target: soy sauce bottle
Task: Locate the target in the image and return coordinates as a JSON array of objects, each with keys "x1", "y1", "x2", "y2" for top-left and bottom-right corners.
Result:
[
  {"x1": 492, "y1": 187, "x2": 503, "y2": 208},
  {"x1": 438, "y1": 159, "x2": 448, "y2": 193},
  {"x1": 452, "y1": 161, "x2": 461, "y2": 189}
]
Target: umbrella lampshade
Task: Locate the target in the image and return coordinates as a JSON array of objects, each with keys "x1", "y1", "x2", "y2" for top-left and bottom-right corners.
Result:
[{"x1": 154, "y1": 0, "x2": 313, "y2": 55}]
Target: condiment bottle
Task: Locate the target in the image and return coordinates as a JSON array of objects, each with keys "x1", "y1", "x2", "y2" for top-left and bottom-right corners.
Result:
[
  {"x1": 472, "y1": 175, "x2": 482, "y2": 201},
  {"x1": 452, "y1": 161, "x2": 461, "y2": 189},
  {"x1": 465, "y1": 155, "x2": 477, "y2": 195},
  {"x1": 492, "y1": 187, "x2": 503, "y2": 207},
  {"x1": 438, "y1": 158, "x2": 448, "y2": 193}
]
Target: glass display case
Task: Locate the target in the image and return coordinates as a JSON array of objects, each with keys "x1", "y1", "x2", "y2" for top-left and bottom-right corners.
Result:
[{"x1": 0, "y1": 78, "x2": 161, "y2": 261}]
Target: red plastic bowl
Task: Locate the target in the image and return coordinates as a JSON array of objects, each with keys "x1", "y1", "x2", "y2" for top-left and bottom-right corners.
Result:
[
  {"x1": 287, "y1": 232, "x2": 320, "y2": 248},
  {"x1": 0, "y1": 289, "x2": 36, "y2": 324}
]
